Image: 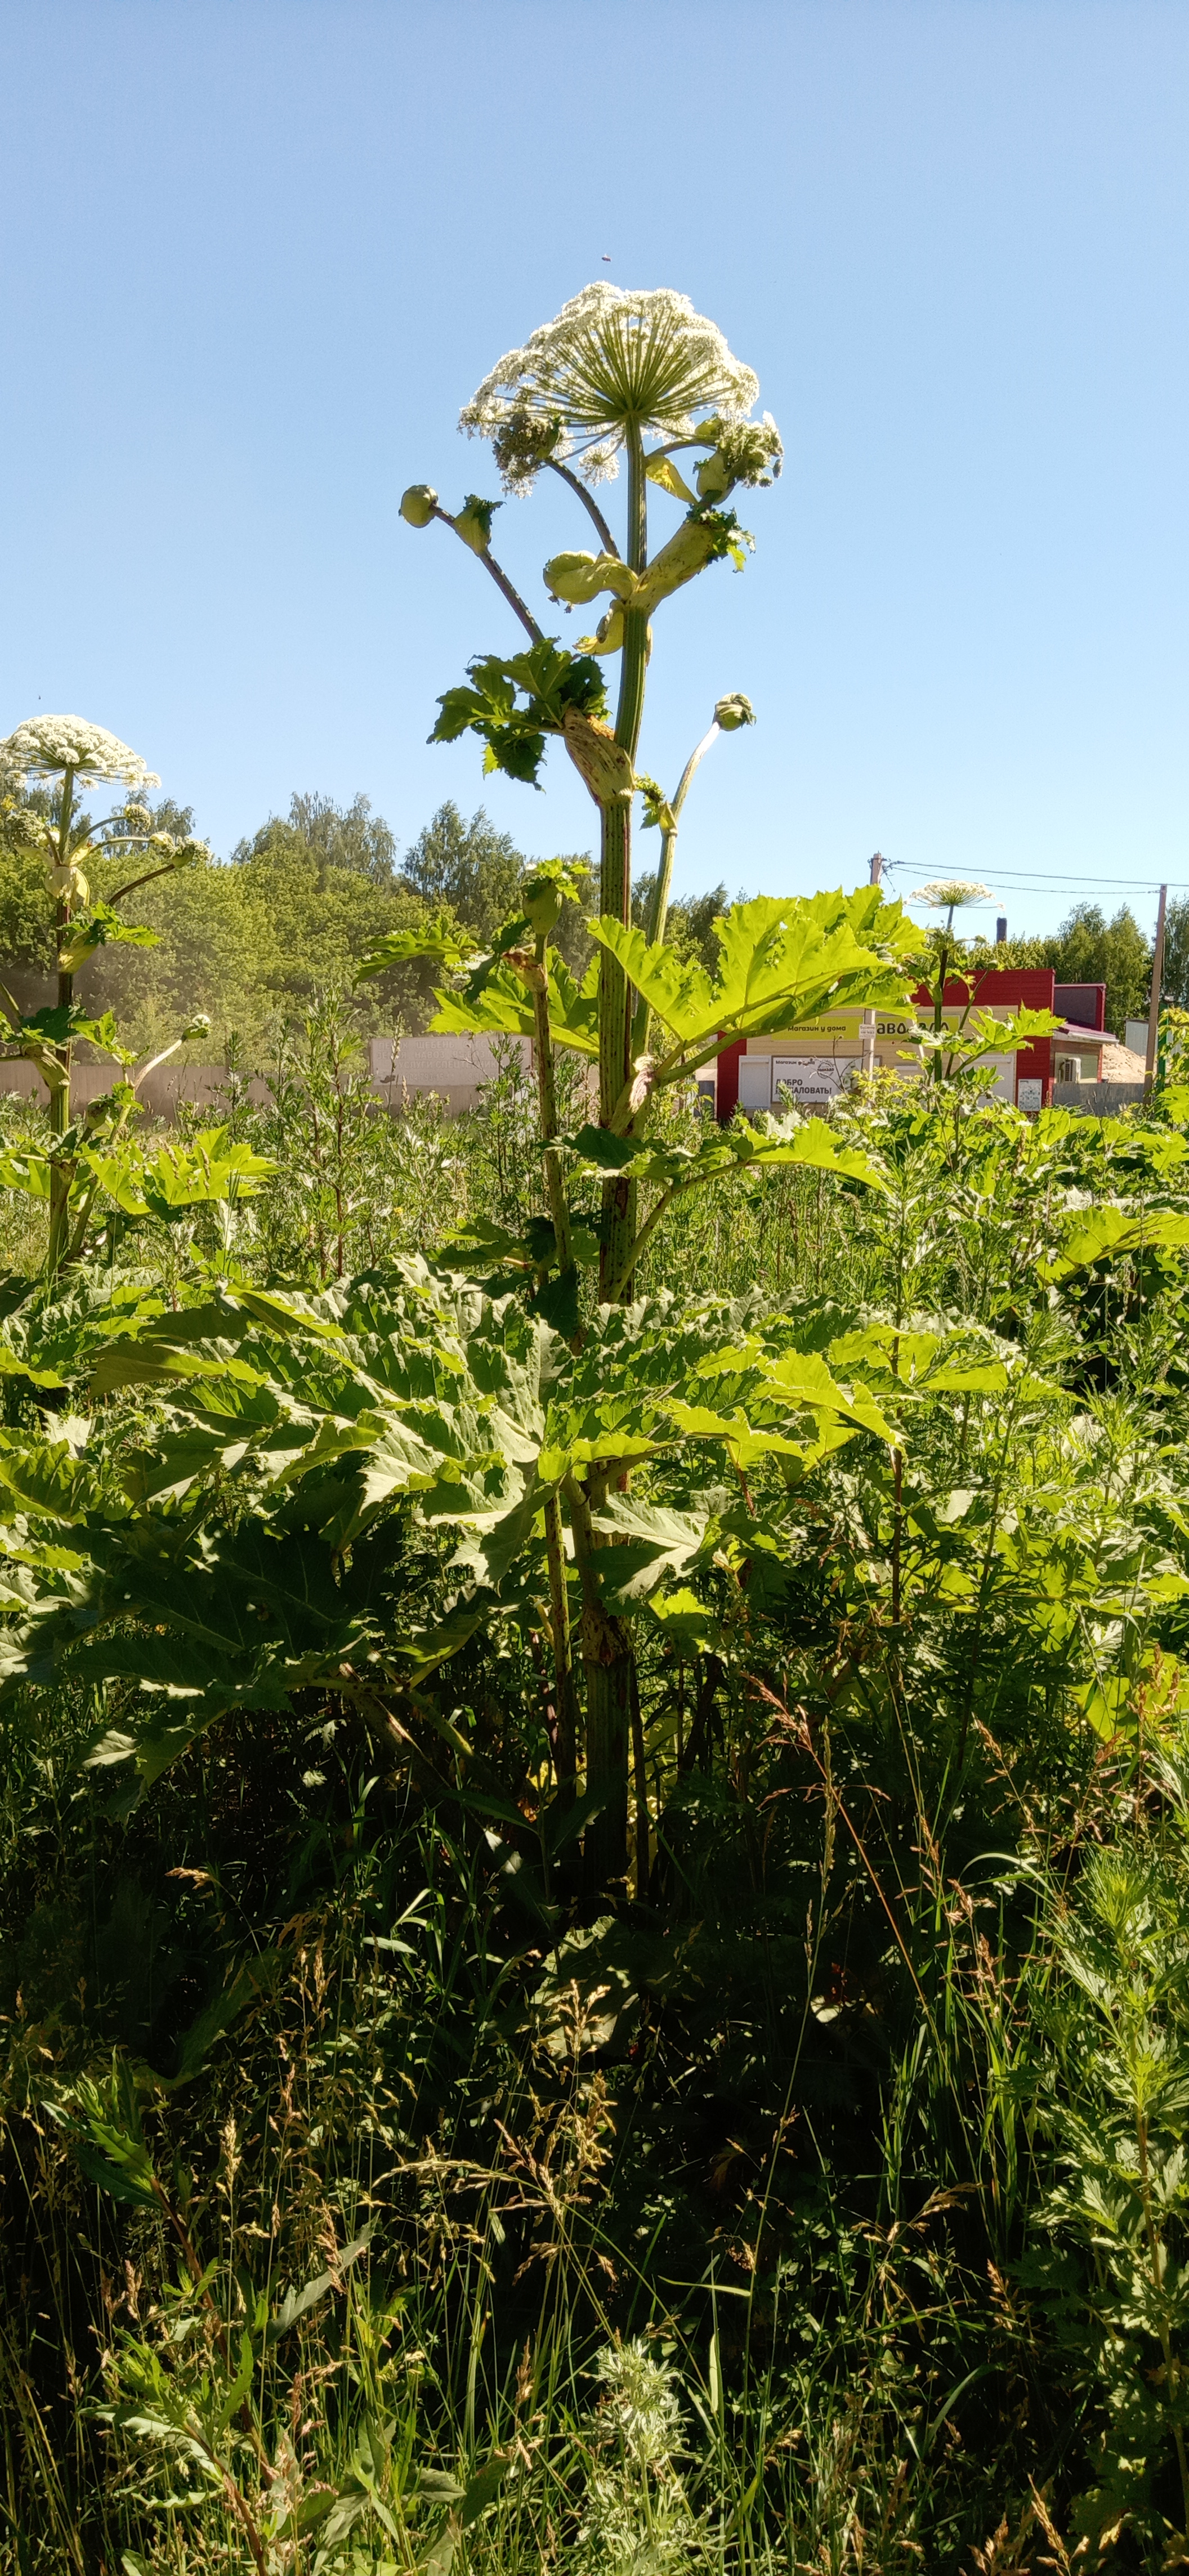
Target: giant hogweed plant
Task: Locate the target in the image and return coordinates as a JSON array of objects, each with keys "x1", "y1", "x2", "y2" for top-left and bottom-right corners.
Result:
[
  {"x1": 382, "y1": 282, "x2": 920, "y2": 1310},
  {"x1": 0, "y1": 717, "x2": 270, "y2": 1275},
  {"x1": 373, "y1": 285, "x2": 922, "y2": 1877},
  {"x1": 883, "y1": 877, "x2": 1061, "y2": 1131}
]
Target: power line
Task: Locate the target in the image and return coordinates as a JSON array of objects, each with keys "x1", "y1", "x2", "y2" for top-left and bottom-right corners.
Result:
[{"x1": 883, "y1": 861, "x2": 1189, "y2": 893}]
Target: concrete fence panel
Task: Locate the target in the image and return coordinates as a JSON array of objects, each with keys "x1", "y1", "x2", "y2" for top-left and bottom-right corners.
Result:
[
  {"x1": 366, "y1": 1034, "x2": 533, "y2": 1115},
  {"x1": 1052, "y1": 1081, "x2": 1147, "y2": 1115},
  {"x1": 0, "y1": 1035, "x2": 534, "y2": 1124},
  {"x1": 0, "y1": 1062, "x2": 273, "y2": 1119}
]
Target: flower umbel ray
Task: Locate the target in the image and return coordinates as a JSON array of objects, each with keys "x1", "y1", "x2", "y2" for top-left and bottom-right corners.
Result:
[{"x1": 461, "y1": 283, "x2": 761, "y2": 486}]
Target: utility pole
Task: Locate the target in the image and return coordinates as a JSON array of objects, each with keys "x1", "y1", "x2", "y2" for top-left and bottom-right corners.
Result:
[
  {"x1": 861, "y1": 854, "x2": 883, "y2": 1077},
  {"x1": 1145, "y1": 883, "x2": 1168, "y2": 1098}
]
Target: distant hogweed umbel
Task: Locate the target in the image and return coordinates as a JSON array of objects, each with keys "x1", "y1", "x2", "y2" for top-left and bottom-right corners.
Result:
[
  {"x1": 1, "y1": 715, "x2": 160, "y2": 790},
  {"x1": 910, "y1": 879, "x2": 995, "y2": 911},
  {"x1": 460, "y1": 283, "x2": 771, "y2": 489}
]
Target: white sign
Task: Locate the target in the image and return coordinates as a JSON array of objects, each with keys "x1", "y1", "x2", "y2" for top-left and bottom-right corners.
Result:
[
  {"x1": 1017, "y1": 1076, "x2": 1043, "y2": 1113},
  {"x1": 771, "y1": 1058, "x2": 850, "y2": 1104}
]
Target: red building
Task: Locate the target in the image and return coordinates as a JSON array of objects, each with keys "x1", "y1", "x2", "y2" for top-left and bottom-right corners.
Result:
[{"x1": 716, "y1": 969, "x2": 1107, "y2": 1119}]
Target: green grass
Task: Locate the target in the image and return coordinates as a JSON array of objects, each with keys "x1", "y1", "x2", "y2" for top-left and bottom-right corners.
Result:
[{"x1": 5, "y1": 1029, "x2": 1189, "y2": 2569}]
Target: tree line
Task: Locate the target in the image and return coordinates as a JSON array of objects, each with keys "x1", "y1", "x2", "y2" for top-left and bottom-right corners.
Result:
[
  {"x1": 0, "y1": 761, "x2": 1175, "y2": 1055},
  {"x1": 0, "y1": 776, "x2": 736, "y2": 1062},
  {"x1": 972, "y1": 902, "x2": 1172, "y2": 1039}
]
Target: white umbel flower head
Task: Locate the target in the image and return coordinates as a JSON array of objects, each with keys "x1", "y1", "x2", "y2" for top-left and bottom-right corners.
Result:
[
  {"x1": 461, "y1": 284, "x2": 762, "y2": 489},
  {"x1": 910, "y1": 879, "x2": 995, "y2": 910},
  {"x1": 0, "y1": 715, "x2": 159, "y2": 789}
]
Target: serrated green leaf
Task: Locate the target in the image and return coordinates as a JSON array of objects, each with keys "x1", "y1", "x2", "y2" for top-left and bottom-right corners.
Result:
[{"x1": 587, "y1": 887, "x2": 919, "y2": 1062}]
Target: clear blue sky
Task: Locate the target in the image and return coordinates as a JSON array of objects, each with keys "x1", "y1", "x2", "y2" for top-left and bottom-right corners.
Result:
[{"x1": 2, "y1": 0, "x2": 1186, "y2": 945}]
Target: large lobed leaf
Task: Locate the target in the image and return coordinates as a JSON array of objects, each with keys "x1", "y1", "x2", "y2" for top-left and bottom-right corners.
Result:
[
  {"x1": 588, "y1": 887, "x2": 921, "y2": 1061},
  {"x1": 0, "y1": 1264, "x2": 902, "y2": 1785},
  {"x1": 432, "y1": 949, "x2": 601, "y2": 1057},
  {"x1": 429, "y1": 640, "x2": 608, "y2": 788}
]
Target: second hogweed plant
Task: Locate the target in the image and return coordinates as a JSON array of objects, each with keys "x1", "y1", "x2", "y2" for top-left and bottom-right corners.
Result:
[{"x1": 0, "y1": 717, "x2": 266, "y2": 1277}]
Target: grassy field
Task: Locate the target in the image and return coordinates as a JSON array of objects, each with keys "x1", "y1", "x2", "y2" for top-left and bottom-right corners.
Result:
[{"x1": 4, "y1": 1028, "x2": 1189, "y2": 2573}]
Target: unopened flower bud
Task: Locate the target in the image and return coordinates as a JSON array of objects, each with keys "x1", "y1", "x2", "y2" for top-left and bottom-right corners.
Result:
[
  {"x1": 182, "y1": 1013, "x2": 212, "y2": 1041},
  {"x1": 522, "y1": 872, "x2": 562, "y2": 936},
  {"x1": 453, "y1": 494, "x2": 500, "y2": 554},
  {"x1": 695, "y1": 450, "x2": 733, "y2": 502},
  {"x1": 50, "y1": 858, "x2": 90, "y2": 905},
  {"x1": 400, "y1": 484, "x2": 438, "y2": 528},
  {"x1": 714, "y1": 694, "x2": 756, "y2": 731},
  {"x1": 696, "y1": 415, "x2": 783, "y2": 497},
  {"x1": 544, "y1": 549, "x2": 637, "y2": 607},
  {"x1": 507, "y1": 947, "x2": 547, "y2": 992}
]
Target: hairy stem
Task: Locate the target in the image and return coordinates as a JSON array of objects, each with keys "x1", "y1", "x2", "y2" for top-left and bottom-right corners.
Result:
[
  {"x1": 530, "y1": 934, "x2": 573, "y2": 1276},
  {"x1": 630, "y1": 1661, "x2": 650, "y2": 1899},
  {"x1": 1137, "y1": 2104, "x2": 1189, "y2": 2533},
  {"x1": 566, "y1": 1472, "x2": 632, "y2": 1888},
  {"x1": 632, "y1": 722, "x2": 721, "y2": 1063},
  {"x1": 609, "y1": 1184, "x2": 675, "y2": 1305},
  {"x1": 104, "y1": 857, "x2": 190, "y2": 909},
  {"x1": 598, "y1": 426, "x2": 649, "y2": 1304},
  {"x1": 544, "y1": 1488, "x2": 579, "y2": 1805},
  {"x1": 431, "y1": 504, "x2": 544, "y2": 644},
  {"x1": 529, "y1": 942, "x2": 581, "y2": 1793},
  {"x1": 47, "y1": 767, "x2": 76, "y2": 1282}
]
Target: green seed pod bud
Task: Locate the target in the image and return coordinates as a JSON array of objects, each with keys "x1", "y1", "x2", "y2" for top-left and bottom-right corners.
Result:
[
  {"x1": 714, "y1": 693, "x2": 756, "y2": 731},
  {"x1": 545, "y1": 550, "x2": 637, "y2": 607},
  {"x1": 522, "y1": 871, "x2": 563, "y2": 937},
  {"x1": 50, "y1": 857, "x2": 90, "y2": 905},
  {"x1": 695, "y1": 449, "x2": 732, "y2": 502},
  {"x1": 400, "y1": 484, "x2": 438, "y2": 528},
  {"x1": 545, "y1": 549, "x2": 603, "y2": 605},
  {"x1": 453, "y1": 494, "x2": 500, "y2": 554},
  {"x1": 577, "y1": 604, "x2": 626, "y2": 657}
]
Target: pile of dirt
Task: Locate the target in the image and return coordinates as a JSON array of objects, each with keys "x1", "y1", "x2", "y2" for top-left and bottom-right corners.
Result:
[{"x1": 1099, "y1": 1041, "x2": 1147, "y2": 1082}]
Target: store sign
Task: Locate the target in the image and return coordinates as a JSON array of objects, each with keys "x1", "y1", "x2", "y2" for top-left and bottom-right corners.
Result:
[
  {"x1": 763, "y1": 1005, "x2": 1021, "y2": 1046},
  {"x1": 771, "y1": 1058, "x2": 851, "y2": 1103},
  {"x1": 772, "y1": 1010, "x2": 920, "y2": 1044}
]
